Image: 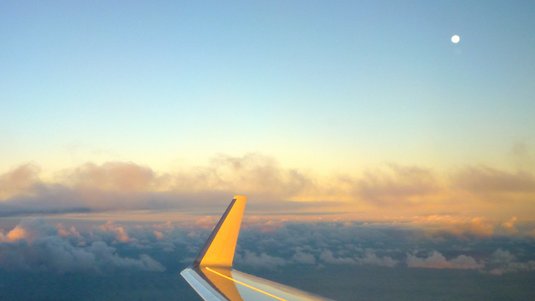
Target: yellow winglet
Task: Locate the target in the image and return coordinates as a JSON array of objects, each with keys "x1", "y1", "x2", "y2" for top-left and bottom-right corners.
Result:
[{"x1": 193, "y1": 195, "x2": 247, "y2": 268}]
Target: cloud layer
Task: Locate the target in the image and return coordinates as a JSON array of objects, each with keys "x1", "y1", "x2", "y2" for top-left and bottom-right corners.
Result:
[
  {"x1": 1, "y1": 216, "x2": 535, "y2": 277},
  {"x1": 0, "y1": 219, "x2": 164, "y2": 273},
  {"x1": 1, "y1": 153, "x2": 535, "y2": 222},
  {"x1": 1, "y1": 216, "x2": 534, "y2": 301}
]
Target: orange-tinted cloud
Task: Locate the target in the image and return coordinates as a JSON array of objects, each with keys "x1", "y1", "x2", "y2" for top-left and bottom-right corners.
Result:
[
  {"x1": 5, "y1": 226, "x2": 29, "y2": 242},
  {"x1": 67, "y1": 162, "x2": 156, "y2": 193},
  {"x1": 453, "y1": 165, "x2": 535, "y2": 195},
  {"x1": 410, "y1": 215, "x2": 496, "y2": 237},
  {"x1": 0, "y1": 164, "x2": 40, "y2": 200},
  {"x1": 1, "y1": 154, "x2": 535, "y2": 228},
  {"x1": 501, "y1": 217, "x2": 518, "y2": 234},
  {"x1": 100, "y1": 221, "x2": 130, "y2": 243},
  {"x1": 170, "y1": 153, "x2": 315, "y2": 200},
  {"x1": 56, "y1": 223, "x2": 82, "y2": 238},
  {"x1": 0, "y1": 219, "x2": 57, "y2": 243},
  {"x1": 355, "y1": 164, "x2": 440, "y2": 205}
]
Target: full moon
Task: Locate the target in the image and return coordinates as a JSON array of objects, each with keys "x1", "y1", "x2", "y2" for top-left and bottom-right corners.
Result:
[{"x1": 451, "y1": 34, "x2": 461, "y2": 44}]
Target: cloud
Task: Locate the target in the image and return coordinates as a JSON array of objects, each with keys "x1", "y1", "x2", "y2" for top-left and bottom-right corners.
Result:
[
  {"x1": 509, "y1": 142, "x2": 534, "y2": 171},
  {"x1": 99, "y1": 221, "x2": 130, "y2": 243},
  {"x1": 0, "y1": 219, "x2": 165, "y2": 273},
  {"x1": 153, "y1": 230, "x2": 164, "y2": 240},
  {"x1": 487, "y1": 249, "x2": 535, "y2": 275},
  {"x1": 454, "y1": 166, "x2": 535, "y2": 194},
  {"x1": 0, "y1": 154, "x2": 329, "y2": 215},
  {"x1": 1, "y1": 154, "x2": 535, "y2": 223},
  {"x1": 0, "y1": 164, "x2": 40, "y2": 200},
  {"x1": 462, "y1": 217, "x2": 495, "y2": 237},
  {"x1": 238, "y1": 250, "x2": 287, "y2": 269},
  {"x1": 501, "y1": 217, "x2": 518, "y2": 234},
  {"x1": 406, "y1": 251, "x2": 484, "y2": 270},
  {"x1": 402, "y1": 214, "x2": 535, "y2": 238},
  {"x1": 5, "y1": 226, "x2": 29, "y2": 242},
  {"x1": 171, "y1": 153, "x2": 315, "y2": 200},
  {"x1": 0, "y1": 219, "x2": 56, "y2": 242},
  {"x1": 1, "y1": 217, "x2": 534, "y2": 300},
  {"x1": 87, "y1": 242, "x2": 165, "y2": 272},
  {"x1": 292, "y1": 250, "x2": 316, "y2": 265},
  {"x1": 66, "y1": 162, "x2": 156, "y2": 193},
  {"x1": 56, "y1": 223, "x2": 82, "y2": 238},
  {"x1": 319, "y1": 250, "x2": 357, "y2": 265},
  {"x1": 358, "y1": 250, "x2": 398, "y2": 267},
  {"x1": 354, "y1": 164, "x2": 440, "y2": 205},
  {"x1": 4, "y1": 216, "x2": 533, "y2": 280},
  {"x1": 318, "y1": 250, "x2": 398, "y2": 267}
]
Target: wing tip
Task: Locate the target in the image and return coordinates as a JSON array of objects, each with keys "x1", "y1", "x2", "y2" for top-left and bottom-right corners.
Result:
[
  {"x1": 193, "y1": 195, "x2": 247, "y2": 268},
  {"x1": 233, "y1": 195, "x2": 247, "y2": 205}
]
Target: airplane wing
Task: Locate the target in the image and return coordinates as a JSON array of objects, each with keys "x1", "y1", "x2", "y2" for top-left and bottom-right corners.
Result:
[{"x1": 180, "y1": 195, "x2": 331, "y2": 301}]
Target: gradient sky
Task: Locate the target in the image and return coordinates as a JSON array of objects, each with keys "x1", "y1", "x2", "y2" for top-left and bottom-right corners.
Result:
[
  {"x1": 2, "y1": 0, "x2": 535, "y2": 173},
  {"x1": 2, "y1": 1, "x2": 535, "y2": 223}
]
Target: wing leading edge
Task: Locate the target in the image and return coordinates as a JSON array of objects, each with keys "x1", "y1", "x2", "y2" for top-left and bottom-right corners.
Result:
[{"x1": 180, "y1": 195, "x2": 331, "y2": 301}]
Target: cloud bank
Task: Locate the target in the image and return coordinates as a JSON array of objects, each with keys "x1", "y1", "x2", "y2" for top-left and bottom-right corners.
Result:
[{"x1": 1, "y1": 153, "x2": 535, "y2": 222}]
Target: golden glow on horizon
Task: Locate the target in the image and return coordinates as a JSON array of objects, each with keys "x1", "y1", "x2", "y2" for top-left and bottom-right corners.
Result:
[
  {"x1": 1, "y1": 144, "x2": 523, "y2": 179},
  {"x1": 1, "y1": 153, "x2": 535, "y2": 224}
]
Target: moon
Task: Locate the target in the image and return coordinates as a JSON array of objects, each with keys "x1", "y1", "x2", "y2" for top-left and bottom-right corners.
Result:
[{"x1": 451, "y1": 34, "x2": 461, "y2": 44}]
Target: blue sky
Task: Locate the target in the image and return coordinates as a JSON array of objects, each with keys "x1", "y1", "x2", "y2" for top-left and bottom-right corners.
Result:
[{"x1": 2, "y1": 1, "x2": 535, "y2": 172}]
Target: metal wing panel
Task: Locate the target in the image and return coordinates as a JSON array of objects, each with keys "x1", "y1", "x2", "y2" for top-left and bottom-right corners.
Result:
[
  {"x1": 181, "y1": 266, "x2": 331, "y2": 301},
  {"x1": 224, "y1": 268, "x2": 329, "y2": 301},
  {"x1": 180, "y1": 268, "x2": 228, "y2": 301}
]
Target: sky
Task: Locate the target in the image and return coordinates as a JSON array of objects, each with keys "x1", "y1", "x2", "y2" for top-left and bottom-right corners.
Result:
[
  {"x1": 1, "y1": 0, "x2": 535, "y2": 218},
  {"x1": 1, "y1": 1, "x2": 535, "y2": 300},
  {"x1": 2, "y1": 1, "x2": 535, "y2": 172}
]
